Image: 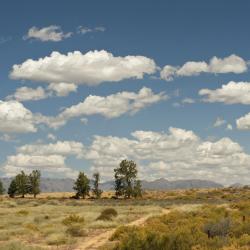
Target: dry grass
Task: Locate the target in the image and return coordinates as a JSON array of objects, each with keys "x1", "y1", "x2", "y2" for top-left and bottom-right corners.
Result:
[
  {"x1": 0, "y1": 197, "x2": 162, "y2": 249},
  {"x1": 0, "y1": 186, "x2": 249, "y2": 249}
]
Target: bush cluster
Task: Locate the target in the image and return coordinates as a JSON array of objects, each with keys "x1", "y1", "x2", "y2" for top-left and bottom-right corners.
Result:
[
  {"x1": 111, "y1": 202, "x2": 250, "y2": 250},
  {"x1": 96, "y1": 208, "x2": 118, "y2": 221}
]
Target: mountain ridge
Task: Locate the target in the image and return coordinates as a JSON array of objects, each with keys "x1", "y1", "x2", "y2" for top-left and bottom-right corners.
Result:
[{"x1": 0, "y1": 177, "x2": 223, "y2": 192}]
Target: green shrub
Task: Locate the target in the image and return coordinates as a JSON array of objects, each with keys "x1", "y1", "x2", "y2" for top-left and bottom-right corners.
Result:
[
  {"x1": 111, "y1": 204, "x2": 250, "y2": 250},
  {"x1": 62, "y1": 214, "x2": 84, "y2": 226},
  {"x1": 16, "y1": 210, "x2": 29, "y2": 216},
  {"x1": 204, "y1": 218, "x2": 231, "y2": 238},
  {"x1": 66, "y1": 225, "x2": 86, "y2": 237},
  {"x1": 96, "y1": 208, "x2": 118, "y2": 221}
]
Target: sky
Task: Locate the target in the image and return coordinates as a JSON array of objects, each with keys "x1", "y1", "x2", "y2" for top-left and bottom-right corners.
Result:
[{"x1": 1, "y1": 0, "x2": 250, "y2": 185}]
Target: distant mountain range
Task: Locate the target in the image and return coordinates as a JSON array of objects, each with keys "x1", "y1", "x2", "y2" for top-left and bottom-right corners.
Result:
[{"x1": 0, "y1": 177, "x2": 223, "y2": 193}]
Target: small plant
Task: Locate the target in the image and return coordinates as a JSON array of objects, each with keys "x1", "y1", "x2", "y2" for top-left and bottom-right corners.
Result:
[
  {"x1": 16, "y1": 210, "x2": 29, "y2": 216},
  {"x1": 204, "y1": 218, "x2": 231, "y2": 238},
  {"x1": 46, "y1": 233, "x2": 68, "y2": 246},
  {"x1": 66, "y1": 225, "x2": 86, "y2": 237},
  {"x1": 62, "y1": 214, "x2": 85, "y2": 226},
  {"x1": 96, "y1": 208, "x2": 118, "y2": 221}
]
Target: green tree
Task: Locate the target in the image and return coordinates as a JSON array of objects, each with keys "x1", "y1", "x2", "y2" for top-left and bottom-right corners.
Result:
[
  {"x1": 114, "y1": 160, "x2": 142, "y2": 199},
  {"x1": 92, "y1": 172, "x2": 103, "y2": 199},
  {"x1": 28, "y1": 170, "x2": 41, "y2": 198},
  {"x1": 0, "y1": 179, "x2": 5, "y2": 195},
  {"x1": 132, "y1": 180, "x2": 143, "y2": 198},
  {"x1": 15, "y1": 171, "x2": 29, "y2": 198},
  {"x1": 73, "y1": 172, "x2": 90, "y2": 199},
  {"x1": 8, "y1": 179, "x2": 17, "y2": 198}
]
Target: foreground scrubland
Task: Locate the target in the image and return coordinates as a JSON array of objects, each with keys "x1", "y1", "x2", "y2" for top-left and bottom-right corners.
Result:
[{"x1": 0, "y1": 187, "x2": 249, "y2": 250}]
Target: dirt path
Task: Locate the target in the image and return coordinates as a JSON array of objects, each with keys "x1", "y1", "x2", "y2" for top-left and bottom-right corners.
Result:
[{"x1": 75, "y1": 208, "x2": 170, "y2": 250}]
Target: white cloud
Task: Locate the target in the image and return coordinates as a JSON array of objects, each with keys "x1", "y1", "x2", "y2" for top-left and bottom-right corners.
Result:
[
  {"x1": 6, "y1": 86, "x2": 48, "y2": 102},
  {"x1": 161, "y1": 55, "x2": 247, "y2": 81},
  {"x1": 77, "y1": 26, "x2": 106, "y2": 34},
  {"x1": 84, "y1": 128, "x2": 250, "y2": 184},
  {"x1": 48, "y1": 82, "x2": 77, "y2": 96},
  {"x1": 24, "y1": 25, "x2": 72, "y2": 42},
  {"x1": 2, "y1": 154, "x2": 77, "y2": 178},
  {"x1": 213, "y1": 117, "x2": 226, "y2": 127},
  {"x1": 236, "y1": 113, "x2": 250, "y2": 130},
  {"x1": 45, "y1": 87, "x2": 168, "y2": 128},
  {"x1": 18, "y1": 141, "x2": 84, "y2": 157},
  {"x1": 1, "y1": 141, "x2": 85, "y2": 177},
  {"x1": 47, "y1": 133, "x2": 57, "y2": 141},
  {"x1": 0, "y1": 100, "x2": 37, "y2": 133},
  {"x1": 10, "y1": 50, "x2": 157, "y2": 86},
  {"x1": 2, "y1": 128, "x2": 250, "y2": 184},
  {"x1": 199, "y1": 81, "x2": 250, "y2": 104},
  {"x1": 226, "y1": 124, "x2": 233, "y2": 131},
  {"x1": 181, "y1": 98, "x2": 195, "y2": 104}
]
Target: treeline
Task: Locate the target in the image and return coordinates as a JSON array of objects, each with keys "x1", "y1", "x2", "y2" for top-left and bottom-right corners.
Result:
[{"x1": 0, "y1": 159, "x2": 142, "y2": 199}]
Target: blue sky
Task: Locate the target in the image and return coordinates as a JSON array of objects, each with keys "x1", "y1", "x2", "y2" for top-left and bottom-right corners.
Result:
[{"x1": 1, "y1": 0, "x2": 250, "y2": 184}]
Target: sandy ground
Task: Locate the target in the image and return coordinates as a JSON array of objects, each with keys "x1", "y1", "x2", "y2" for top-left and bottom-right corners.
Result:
[{"x1": 75, "y1": 208, "x2": 170, "y2": 250}]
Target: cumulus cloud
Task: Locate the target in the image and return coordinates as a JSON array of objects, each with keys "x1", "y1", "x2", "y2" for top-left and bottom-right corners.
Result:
[
  {"x1": 24, "y1": 25, "x2": 72, "y2": 42},
  {"x1": 10, "y1": 50, "x2": 157, "y2": 86},
  {"x1": 161, "y1": 55, "x2": 247, "y2": 81},
  {"x1": 7, "y1": 83, "x2": 77, "y2": 103},
  {"x1": 44, "y1": 87, "x2": 168, "y2": 128},
  {"x1": 1, "y1": 141, "x2": 85, "y2": 177},
  {"x1": 18, "y1": 141, "x2": 84, "y2": 157},
  {"x1": 2, "y1": 154, "x2": 77, "y2": 178},
  {"x1": 84, "y1": 128, "x2": 250, "y2": 184},
  {"x1": 48, "y1": 82, "x2": 77, "y2": 96},
  {"x1": 0, "y1": 100, "x2": 38, "y2": 133},
  {"x1": 213, "y1": 117, "x2": 226, "y2": 127},
  {"x1": 236, "y1": 113, "x2": 250, "y2": 130},
  {"x1": 199, "y1": 81, "x2": 250, "y2": 104},
  {"x1": 6, "y1": 86, "x2": 48, "y2": 102},
  {"x1": 2, "y1": 128, "x2": 250, "y2": 183}
]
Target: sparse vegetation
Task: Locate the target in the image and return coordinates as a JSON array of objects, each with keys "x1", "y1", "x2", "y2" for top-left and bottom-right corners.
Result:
[
  {"x1": 110, "y1": 202, "x2": 250, "y2": 250},
  {"x1": 0, "y1": 164, "x2": 249, "y2": 249},
  {"x1": 96, "y1": 208, "x2": 118, "y2": 221}
]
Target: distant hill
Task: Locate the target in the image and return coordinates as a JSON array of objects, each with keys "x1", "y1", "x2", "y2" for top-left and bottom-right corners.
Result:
[{"x1": 0, "y1": 177, "x2": 223, "y2": 193}]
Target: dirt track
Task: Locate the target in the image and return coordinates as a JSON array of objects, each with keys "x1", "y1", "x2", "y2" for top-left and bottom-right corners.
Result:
[{"x1": 75, "y1": 208, "x2": 170, "y2": 250}]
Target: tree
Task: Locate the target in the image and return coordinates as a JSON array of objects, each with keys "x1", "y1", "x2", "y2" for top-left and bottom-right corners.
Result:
[
  {"x1": 114, "y1": 160, "x2": 142, "y2": 199},
  {"x1": 92, "y1": 172, "x2": 103, "y2": 199},
  {"x1": 15, "y1": 171, "x2": 29, "y2": 198},
  {"x1": 28, "y1": 170, "x2": 41, "y2": 198},
  {"x1": 0, "y1": 179, "x2": 5, "y2": 195},
  {"x1": 8, "y1": 179, "x2": 17, "y2": 198},
  {"x1": 73, "y1": 172, "x2": 90, "y2": 199},
  {"x1": 132, "y1": 180, "x2": 143, "y2": 198}
]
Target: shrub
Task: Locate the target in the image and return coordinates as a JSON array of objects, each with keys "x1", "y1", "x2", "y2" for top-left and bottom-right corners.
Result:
[
  {"x1": 96, "y1": 208, "x2": 118, "y2": 221},
  {"x1": 62, "y1": 214, "x2": 84, "y2": 226},
  {"x1": 0, "y1": 241, "x2": 43, "y2": 250},
  {"x1": 66, "y1": 225, "x2": 86, "y2": 237},
  {"x1": 204, "y1": 218, "x2": 231, "y2": 238},
  {"x1": 16, "y1": 210, "x2": 29, "y2": 216},
  {"x1": 46, "y1": 233, "x2": 68, "y2": 245}
]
